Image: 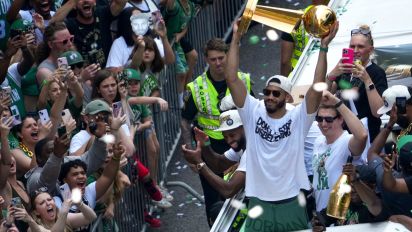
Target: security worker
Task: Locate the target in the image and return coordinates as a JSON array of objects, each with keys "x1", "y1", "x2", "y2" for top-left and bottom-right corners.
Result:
[{"x1": 181, "y1": 38, "x2": 251, "y2": 227}]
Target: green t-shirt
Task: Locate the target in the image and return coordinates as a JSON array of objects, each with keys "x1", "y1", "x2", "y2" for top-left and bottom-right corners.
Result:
[
  {"x1": 163, "y1": 0, "x2": 195, "y2": 40},
  {"x1": 3, "y1": 63, "x2": 27, "y2": 121},
  {"x1": 21, "y1": 67, "x2": 40, "y2": 96},
  {"x1": 0, "y1": 0, "x2": 13, "y2": 52},
  {"x1": 140, "y1": 72, "x2": 159, "y2": 97},
  {"x1": 129, "y1": 98, "x2": 151, "y2": 124}
]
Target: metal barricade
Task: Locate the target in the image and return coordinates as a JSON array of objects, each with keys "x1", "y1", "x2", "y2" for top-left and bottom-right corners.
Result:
[{"x1": 99, "y1": 1, "x2": 246, "y2": 231}]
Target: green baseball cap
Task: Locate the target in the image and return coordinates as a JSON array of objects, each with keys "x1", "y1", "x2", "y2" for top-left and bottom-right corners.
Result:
[
  {"x1": 124, "y1": 68, "x2": 141, "y2": 81},
  {"x1": 10, "y1": 19, "x2": 34, "y2": 31},
  {"x1": 83, "y1": 99, "x2": 111, "y2": 115},
  {"x1": 59, "y1": 51, "x2": 84, "y2": 66}
]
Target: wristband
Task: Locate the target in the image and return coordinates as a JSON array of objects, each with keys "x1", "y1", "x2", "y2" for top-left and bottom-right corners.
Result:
[
  {"x1": 327, "y1": 74, "x2": 337, "y2": 82},
  {"x1": 111, "y1": 156, "x2": 121, "y2": 161},
  {"x1": 335, "y1": 100, "x2": 343, "y2": 108},
  {"x1": 203, "y1": 139, "x2": 211, "y2": 147},
  {"x1": 319, "y1": 46, "x2": 328, "y2": 53}
]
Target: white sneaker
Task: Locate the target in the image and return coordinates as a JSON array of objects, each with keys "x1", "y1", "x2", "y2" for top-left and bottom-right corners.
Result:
[
  {"x1": 153, "y1": 198, "x2": 172, "y2": 208},
  {"x1": 159, "y1": 186, "x2": 174, "y2": 202}
]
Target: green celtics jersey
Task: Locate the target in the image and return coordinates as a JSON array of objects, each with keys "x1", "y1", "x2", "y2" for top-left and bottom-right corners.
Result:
[
  {"x1": 140, "y1": 72, "x2": 159, "y2": 97},
  {"x1": 2, "y1": 63, "x2": 26, "y2": 122},
  {"x1": 163, "y1": 0, "x2": 195, "y2": 40},
  {"x1": 0, "y1": 0, "x2": 13, "y2": 52}
]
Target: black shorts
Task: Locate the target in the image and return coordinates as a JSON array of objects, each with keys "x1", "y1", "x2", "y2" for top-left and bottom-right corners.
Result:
[{"x1": 180, "y1": 37, "x2": 194, "y2": 53}]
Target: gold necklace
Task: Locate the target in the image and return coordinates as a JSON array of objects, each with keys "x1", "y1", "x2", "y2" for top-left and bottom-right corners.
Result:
[
  {"x1": 398, "y1": 123, "x2": 412, "y2": 141},
  {"x1": 19, "y1": 142, "x2": 34, "y2": 158}
]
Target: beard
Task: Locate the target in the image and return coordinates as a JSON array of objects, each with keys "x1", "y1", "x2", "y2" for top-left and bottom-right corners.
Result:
[
  {"x1": 233, "y1": 136, "x2": 246, "y2": 152},
  {"x1": 264, "y1": 98, "x2": 286, "y2": 114}
]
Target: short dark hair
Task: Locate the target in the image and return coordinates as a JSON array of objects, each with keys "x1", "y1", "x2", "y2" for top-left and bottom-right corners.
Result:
[
  {"x1": 59, "y1": 159, "x2": 88, "y2": 183},
  {"x1": 203, "y1": 38, "x2": 228, "y2": 57},
  {"x1": 317, "y1": 104, "x2": 342, "y2": 118}
]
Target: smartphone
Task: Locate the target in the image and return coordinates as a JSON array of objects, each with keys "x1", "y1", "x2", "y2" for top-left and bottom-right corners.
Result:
[
  {"x1": 396, "y1": 97, "x2": 407, "y2": 114},
  {"x1": 61, "y1": 109, "x2": 72, "y2": 125},
  {"x1": 11, "y1": 197, "x2": 23, "y2": 209},
  {"x1": 58, "y1": 125, "x2": 67, "y2": 137},
  {"x1": 112, "y1": 101, "x2": 122, "y2": 117},
  {"x1": 9, "y1": 29, "x2": 21, "y2": 39},
  {"x1": 38, "y1": 109, "x2": 50, "y2": 125},
  {"x1": 342, "y1": 48, "x2": 354, "y2": 65},
  {"x1": 10, "y1": 106, "x2": 21, "y2": 126},
  {"x1": 1, "y1": 86, "x2": 11, "y2": 99},
  {"x1": 57, "y1": 57, "x2": 69, "y2": 81}
]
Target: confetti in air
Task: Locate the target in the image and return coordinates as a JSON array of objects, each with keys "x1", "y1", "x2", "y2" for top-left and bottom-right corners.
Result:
[
  {"x1": 313, "y1": 82, "x2": 328, "y2": 92},
  {"x1": 71, "y1": 188, "x2": 82, "y2": 204},
  {"x1": 248, "y1": 205, "x2": 263, "y2": 219},
  {"x1": 298, "y1": 191, "x2": 306, "y2": 207},
  {"x1": 266, "y1": 29, "x2": 279, "y2": 41},
  {"x1": 248, "y1": 35, "x2": 260, "y2": 45},
  {"x1": 100, "y1": 134, "x2": 115, "y2": 144},
  {"x1": 230, "y1": 199, "x2": 246, "y2": 210},
  {"x1": 341, "y1": 89, "x2": 359, "y2": 100}
]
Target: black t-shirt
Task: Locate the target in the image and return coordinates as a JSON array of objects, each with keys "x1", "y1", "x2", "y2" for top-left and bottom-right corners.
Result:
[
  {"x1": 405, "y1": 176, "x2": 412, "y2": 194},
  {"x1": 336, "y1": 62, "x2": 388, "y2": 142},
  {"x1": 65, "y1": 6, "x2": 114, "y2": 67}
]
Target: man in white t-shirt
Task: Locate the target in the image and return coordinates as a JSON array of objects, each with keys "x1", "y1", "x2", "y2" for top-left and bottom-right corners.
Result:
[
  {"x1": 182, "y1": 109, "x2": 246, "y2": 199},
  {"x1": 225, "y1": 21, "x2": 338, "y2": 231},
  {"x1": 312, "y1": 91, "x2": 368, "y2": 213}
]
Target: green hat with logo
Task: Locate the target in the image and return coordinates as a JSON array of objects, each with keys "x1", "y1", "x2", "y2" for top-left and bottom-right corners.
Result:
[
  {"x1": 59, "y1": 51, "x2": 84, "y2": 66},
  {"x1": 124, "y1": 68, "x2": 141, "y2": 81},
  {"x1": 83, "y1": 99, "x2": 111, "y2": 115},
  {"x1": 10, "y1": 19, "x2": 34, "y2": 31}
]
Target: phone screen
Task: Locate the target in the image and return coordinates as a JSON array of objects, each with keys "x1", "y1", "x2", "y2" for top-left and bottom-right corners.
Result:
[{"x1": 396, "y1": 97, "x2": 407, "y2": 114}]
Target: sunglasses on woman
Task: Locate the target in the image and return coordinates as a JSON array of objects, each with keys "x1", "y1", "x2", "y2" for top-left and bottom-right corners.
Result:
[
  {"x1": 70, "y1": 62, "x2": 84, "y2": 70},
  {"x1": 351, "y1": 28, "x2": 371, "y2": 37},
  {"x1": 315, "y1": 115, "x2": 338, "y2": 123}
]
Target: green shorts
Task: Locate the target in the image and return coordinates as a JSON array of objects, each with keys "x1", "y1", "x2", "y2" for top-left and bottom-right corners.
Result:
[
  {"x1": 242, "y1": 196, "x2": 309, "y2": 232},
  {"x1": 174, "y1": 43, "x2": 188, "y2": 74}
]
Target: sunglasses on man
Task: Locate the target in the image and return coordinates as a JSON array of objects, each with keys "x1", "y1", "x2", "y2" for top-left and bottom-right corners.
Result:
[
  {"x1": 315, "y1": 115, "x2": 339, "y2": 123},
  {"x1": 262, "y1": 89, "x2": 282, "y2": 98},
  {"x1": 53, "y1": 35, "x2": 74, "y2": 45}
]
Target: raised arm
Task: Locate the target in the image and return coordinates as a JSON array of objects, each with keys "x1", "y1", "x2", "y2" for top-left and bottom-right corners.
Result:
[
  {"x1": 225, "y1": 21, "x2": 247, "y2": 108},
  {"x1": 367, "y1": 106, "x2": 396, "y2": 162},
  {"x1": 66, "y1": 70, "x2": 84, "y2": 108},
  {"x1": 280, "y1": 39, "x2": 294, "y2": 76},
  {"x1": 95, "y1": 143, "x2": 123, "y2": 200},
  {"x1": 181, "y1": 142, "x2": 245, "y2": 198},
  {"x1": 50, "y1": 0, "x2": 76, "y2": 23},
  {"x1": 129, "y1": 38, "x2": 145, "y2": 70},
  {"x1": 382, "y1": 154, "x2": 409, "y2": 193},
  {"x1": 305, "y1": 22, "x2": 339, "y2": 114},
  {"x1": 0, "y1": 117, "x2": 14, "y2": 189},
  {"x1": 154, "y1": 20, "x2": 175, "y2": 65},
  {"x1": 66, "y1": 202, "x2": 97, "y2": 229}
]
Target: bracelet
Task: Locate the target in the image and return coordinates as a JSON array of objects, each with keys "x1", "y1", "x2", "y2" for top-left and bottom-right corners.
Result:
[
  {"x1": 319, "y1": 46, "x2": 328, "y2": 53},
  {"x1": 203, "y1": 139, "x2": 211, "y2": 147},
  {"x1": 335, "y1": 100, "x2": 343, "y2": 108},
  {"x1": 327, "y1": 74, "x2": 337, "y2": 82},
  {"x1": 384, "y1": 124, "x2": 393, "y2": 131}
]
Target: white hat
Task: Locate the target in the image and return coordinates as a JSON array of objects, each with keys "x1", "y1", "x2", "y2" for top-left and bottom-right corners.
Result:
[
  {"x1": 219, "y1": 95, "x2": 236, "y2": 111},
  {"x1": 377, "y1": 85, "x2": 411, "y2": 115},
  {"x1": 214, "y1": 110, "x2": 243, "y2": 132},
  {"x1": 265, "y1": 75, "x2": 294, "y2": 102}
]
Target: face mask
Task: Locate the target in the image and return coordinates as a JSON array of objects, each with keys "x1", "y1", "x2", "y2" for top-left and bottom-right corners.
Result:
[{"x1": 130, "y1": 14, "x2": 150, "y2": 36}]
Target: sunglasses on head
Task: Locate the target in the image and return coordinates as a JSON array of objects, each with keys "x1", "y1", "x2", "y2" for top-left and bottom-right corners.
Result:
[
  {"x1": 54, "y1": 35, "x2": 74, "y2": 45},
  {"x1": 70, "y1": 62, "x2": 84, "y2": 70},
  {"x1": 32, "y1": 186, "x2": 48, "y2": 197},
  {"x1": 262, "y1": 89, "x2": 282, "y2": 97},
  {"x1": 351, "y1": 28, "x2": 371, "y2": 37},
  {"x1": 315, "y1": 115, "x2": 338, "y2": 123}
]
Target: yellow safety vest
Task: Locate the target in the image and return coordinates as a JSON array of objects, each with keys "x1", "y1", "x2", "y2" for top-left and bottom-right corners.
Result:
[
  {"x1": 290, "y1": 5, "x2": 312, "y2": 69},
  {"x1": 187, "y1": 72, "x2": 251, "y2": 140}
]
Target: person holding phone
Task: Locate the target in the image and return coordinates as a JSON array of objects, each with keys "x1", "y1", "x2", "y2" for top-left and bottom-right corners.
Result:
[{"x1": 326, "y1": 24, "x2": 388, "y2": 142}]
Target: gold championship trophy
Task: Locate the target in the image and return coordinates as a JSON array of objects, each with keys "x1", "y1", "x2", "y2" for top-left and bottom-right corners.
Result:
[{"x1": 238, "y1": 0, "x2": 336, "y2": 38}]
